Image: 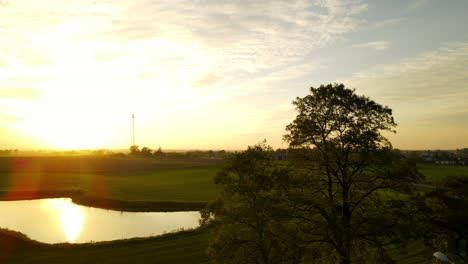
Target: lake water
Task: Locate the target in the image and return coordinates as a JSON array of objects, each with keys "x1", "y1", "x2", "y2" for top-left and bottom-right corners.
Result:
[{"x1": 0, "y1": 198, "x2": 200, "y2": 244}]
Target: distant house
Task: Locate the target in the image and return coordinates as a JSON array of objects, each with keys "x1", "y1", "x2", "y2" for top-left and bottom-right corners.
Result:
[
  {"x1": 459, "y1": 159, "x2": 467, "y2": 166},
  {"x1": 434, "y1": 156, "x2": 467, "y2": 166},
  {"x1": 421, "y1": 151, "x2": 435, "y2": 162},
  {"x1": 435, "y1": 158, "x2": 457, "y2": 165},
  {"x1": 273, "y1": 149, "x2": 288, "y2": 161}
]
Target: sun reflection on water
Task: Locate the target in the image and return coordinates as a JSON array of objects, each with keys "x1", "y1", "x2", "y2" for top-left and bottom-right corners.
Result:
[{"x1": 41, "y1": 198, "x2": 85, "y2": 242}]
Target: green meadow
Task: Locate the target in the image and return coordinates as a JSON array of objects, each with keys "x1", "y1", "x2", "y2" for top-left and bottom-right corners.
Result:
[
  {"x1": 0, "y1": 168, "x2": 221, "y2": 203},
  {"x1": 417, "y1": 162, "x2": 468, "y2": 183},
  {"x1": 0, "y1": 156, "x2": 223, "y2": 210}
]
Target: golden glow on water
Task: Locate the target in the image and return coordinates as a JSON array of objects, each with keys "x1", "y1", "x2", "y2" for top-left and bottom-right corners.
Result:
[
  {"x1": 0, "y1": 198, "x2": 200, "y2": 243},
  {"x1": 41, "y1": 199, "x2": 85, "y2": 242}
]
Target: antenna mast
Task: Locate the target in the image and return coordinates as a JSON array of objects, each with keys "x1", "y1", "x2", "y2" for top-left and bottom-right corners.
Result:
[{"x1": 132, "y1": 113, "x2": 135, "y2": 146}]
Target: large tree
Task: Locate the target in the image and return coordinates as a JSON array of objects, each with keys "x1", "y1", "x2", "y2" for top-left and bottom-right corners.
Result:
[{"x1": 283, "y1": 83, "x2": 422, "y2": 263}]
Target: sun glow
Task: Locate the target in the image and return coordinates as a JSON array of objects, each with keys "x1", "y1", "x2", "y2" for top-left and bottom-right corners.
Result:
[{"x1": 42, "y1": 198, "x2": 85, "y2": 242}]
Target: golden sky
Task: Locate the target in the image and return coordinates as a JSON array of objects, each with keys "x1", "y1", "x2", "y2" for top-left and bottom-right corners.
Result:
[{"x1": 1, "y1": 0, "x2": 467, "y2": 150}]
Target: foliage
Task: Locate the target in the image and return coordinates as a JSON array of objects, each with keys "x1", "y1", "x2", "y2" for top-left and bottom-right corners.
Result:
[
  {"x1": 204, "y1": 142, "x2": 303, "y2": 264},
  {"x1": 140, "y1": 147, "x2": 153, "y2": 157},
  {"x1": 129, "y1": 145, "x2": 153, "y2": 157},
  {"x1": 415, "y1": 176, "x2": 468, "y2": 263},
  {"x1": 154, "y1": 147, "x2": 164, "y2": 157},
  {"x1": 0, "y1": 149, "x2": 18, "y2": 156},
  {"x1": 129, "y1": 145, "x2": 140, "y2": 155}
]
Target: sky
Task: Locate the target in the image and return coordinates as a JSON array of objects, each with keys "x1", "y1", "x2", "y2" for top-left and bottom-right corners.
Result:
[{"x1": 0, "y1": 0, "x2": 467, "y2": 150}]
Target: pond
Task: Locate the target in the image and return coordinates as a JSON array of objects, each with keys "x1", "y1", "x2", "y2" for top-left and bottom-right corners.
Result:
[{"x1": 0, "y1": 198, "x2": 200, "y2": 244}]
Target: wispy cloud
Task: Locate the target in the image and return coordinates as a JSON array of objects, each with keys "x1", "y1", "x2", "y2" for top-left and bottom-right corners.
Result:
[
  {"x1": 366, "y1": 18, "x2": 404, "y2": 30},
  {"x1": 0, "y1": 87, "x2": 41, "y2": 100},
  {"x1": 0, "y1": 0, "x2": 369, "y2": 103},
  {"x1": 1, "y1": 0, "x2": 368, "y2": 75},
  {"x1": 0, "y1": 0, "x2": 370, "y2": 148},
  {"x1": 343, "y1": 41, "x2": 468, "y2": 149},
  {"x1": 344, "y1": 41, "x2": 468, "y2": 146},
  {"x1": 347, "y1": 42, "x2": 468, "y2": 103},
  {"x1": 0, "y1": 113, "x2": 22, "y2": 126},
  {"x1": 407, "y1": 0, "x2": 430, "y2": 10},
  {"x1": 352, "y1": 41, "x2": 390, "y2": 50}
]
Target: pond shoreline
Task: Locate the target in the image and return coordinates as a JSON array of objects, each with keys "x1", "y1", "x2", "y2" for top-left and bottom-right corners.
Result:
[{"x1": 0, "y1": 190, "x2": 207, "y2": 212}]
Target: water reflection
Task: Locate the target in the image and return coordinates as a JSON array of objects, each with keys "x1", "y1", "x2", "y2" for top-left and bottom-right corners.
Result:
[
  {"x1": 0, "y1": 198, "x2": 200, "y2": 244},
  {"x1": 41, "y1": 199, "x2": 85, "y2": 242}
]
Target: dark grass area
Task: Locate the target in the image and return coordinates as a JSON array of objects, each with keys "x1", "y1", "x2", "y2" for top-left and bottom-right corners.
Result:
[
  {"x1": 0, "y1": 227, "x2": 211, "y2": 264},
  {"x1": 0, "y1": 156, "x2": 224, "y2": 173}
]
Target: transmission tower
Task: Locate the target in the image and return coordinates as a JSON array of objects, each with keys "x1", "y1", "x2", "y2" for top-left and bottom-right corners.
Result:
[{"x1": 132, "y1": 113, "x2": 135, "y2": 146}]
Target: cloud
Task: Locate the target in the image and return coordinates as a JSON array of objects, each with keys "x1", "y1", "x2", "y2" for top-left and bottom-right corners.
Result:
[
  {"x1": 407, "y1": 0, "x2": 430, "y2": 10},
  {"x1": 0, "y1": 113, "x2": 22, "y2": 127},
  {"x1": 193, "y1": 73, "x2": 221, "y2": 88},
  {"x1": 0, "y1": 87, "x2": 41, "y2": 100},
  {"x1": 346, "y1": 42, "x2": 468, "y2": 103},
  {"x1": 0, "y1": 0, "x2": 368, "y2": 96},
  {"x1": 341, "y1": 42, "x2": 468, "y2": 149},
  {"x1": 343, "y1": 41, "x2": 468, "y2": 147},
  {"x1": 352, "y1": 41, "x2": 390, "y2": 50},
  {"x1": 0, "y1": 0, "x2": 370, "y2": 148},
  {"x1": 366, "y1": 18, "x2": 404, "y2": 30},
  {"x1": 94, "y1": 0, "x2": 368, "y2": 71}
]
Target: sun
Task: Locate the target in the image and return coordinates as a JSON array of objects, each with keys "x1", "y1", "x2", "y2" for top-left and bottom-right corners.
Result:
[
  {"x1": 19, "y1": 112, "x2": 116, "y2": 150},
  {"x1": 14, "y1": 84, "x2": 125, "y2": 150}
]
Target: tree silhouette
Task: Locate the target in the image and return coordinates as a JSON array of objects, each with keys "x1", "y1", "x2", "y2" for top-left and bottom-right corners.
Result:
[{"x1": 283, "y1": 83, "x2": 422, "y2": 263}]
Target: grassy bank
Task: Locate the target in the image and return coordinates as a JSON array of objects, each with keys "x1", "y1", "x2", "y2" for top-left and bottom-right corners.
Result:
[{"x1": 0, "y1": 227, "x2": 210, "y2": 264}]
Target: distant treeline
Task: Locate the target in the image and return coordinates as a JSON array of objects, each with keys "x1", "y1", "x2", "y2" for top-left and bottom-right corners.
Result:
[
  {"x1": 0, "y1": 149, "x2": 19, "y2": 156},
  {"x1": 0, "y1": 149, "x2": 116, "y2": 157},
  {"x1": 0, "y1": 147, "x2": 230, "y2": 159},
  {"x1": 128, "y1": 145, "x2": 228, "y2": 159}
]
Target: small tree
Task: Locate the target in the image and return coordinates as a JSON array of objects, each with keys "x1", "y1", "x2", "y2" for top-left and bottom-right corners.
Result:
[
  {"x1": 153, "y1": 147, "x2": 164, "y2": 157},
  {"x1": 129, "y1": 145, "x2": 140, "y2": 156},
  {"x1": 140, "y1": 147, "x2": 153, "y2": 157},
  {"x1": 204, "y1": 142, "x2": 303, "y2": 264},
  {"x1": 283, "y1": 83, "x2": 422, "y2": 263}
]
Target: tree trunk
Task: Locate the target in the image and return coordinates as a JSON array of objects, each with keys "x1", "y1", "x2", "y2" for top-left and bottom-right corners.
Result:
[{"x1": 341, "y1": 183, "x2": 352, "y2": 264}]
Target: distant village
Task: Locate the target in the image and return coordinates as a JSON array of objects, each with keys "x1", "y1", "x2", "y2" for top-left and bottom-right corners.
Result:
[
  {"x1": 273, "y1": 148, "x2": 468, "y2": 166},
  {"x1": 400, "y1": 148, "x2": 468, "y2": 166}
]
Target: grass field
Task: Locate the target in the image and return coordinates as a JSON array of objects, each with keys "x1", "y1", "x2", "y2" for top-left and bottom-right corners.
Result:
[
  {"x1": 0, "y1": 156, "x2": 223, "y2": 211},
  {"x1": 0, "y1": 168, "x2": 221, "y2": 202},
  {"x1": 417, "y1": 163, "x2": 468, "y2": 183}
]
